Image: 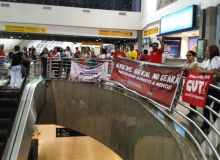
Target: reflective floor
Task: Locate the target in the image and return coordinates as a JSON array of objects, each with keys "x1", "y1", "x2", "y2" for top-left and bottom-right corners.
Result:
[{"x1": 33, "y1": 125, "x2": 122, "y2": 160}]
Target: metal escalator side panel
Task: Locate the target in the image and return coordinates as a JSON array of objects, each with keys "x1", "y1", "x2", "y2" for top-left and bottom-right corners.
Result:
[{"x1": 2, "y1": 80, "x2": 40, "y2": 160}]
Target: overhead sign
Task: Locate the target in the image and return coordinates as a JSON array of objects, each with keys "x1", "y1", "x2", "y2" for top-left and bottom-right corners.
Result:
[
  {"x1": 144, "y1": 27, "x2": 159, "y2": 36},
  {"x1": 99, "y1": 30, "x2": 133, "y2": 37},
  {"x1": 160, "y1": 5, "x2": 195, "y2": 34},
  {"x1": 110, "y1": 57, "x2": 183, "y2": 110},
  {"x1": 81, "y1": 41, "x2": 103, "y2": 45},
  {"x1": 5, "y1": 25, "x2": 47, "y2": 33},
  {"x1": 56, "y1": 128, "x2": 86, "y2": 138}
]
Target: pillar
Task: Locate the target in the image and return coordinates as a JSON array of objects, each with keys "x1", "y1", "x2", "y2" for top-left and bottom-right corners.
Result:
[
  {"x1": 216, "y1": 3, "x2": 220, "y2": 47},
  {"x1": 137, "y1": 30, "x2": 143, "y2": 52}
]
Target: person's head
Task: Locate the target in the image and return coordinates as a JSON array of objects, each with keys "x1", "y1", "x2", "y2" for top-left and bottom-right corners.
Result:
[
  {"x1": 115, "y1": 46, "x2": 120, "y2": 53},
  {"x1": 29, "y1": 48, "x2": 32, "y2": 52},
  {"x1": 23, "y1": 47, "x2": 27, "y2": 51},
  {"x1": 206, "y1": 45, "x2": 219, "y2": 60},
  {"x1": 136, "y1": 49, "x2": 139, "y2": 52},
  {"x1": 86, "y1": 47, "x2": 91, "y2": 52},
  {"x1": 53, "y1": 47, "x2": 57, "y2": 52},
  {"x1": 143, "y1": 49, "x2": 148, "y2": 55},
  {"x1": 0, "y1": 46, "x2": 4, "y2": 50},
  {"x1": 66, "y1": 46, "x2": 70, "y2": 51},
  {"x1": 75, "y1": 47, "x2": 78, "y2": 50},
  {"x1": 130, "y1": 45, "x2": 134, "y2": 51},
  {"x1": 152, "y1": 42, "x2": 159, "y2": 51},
  {"x1": 32, "y1": 48, "x2": 36, "y2": 52},
  {"x1": 124, "y1": 48, "x2": 129, "y2": 53},
  {"x1": 102, "y1": 48, "x2": 107, "y2": 54},
  {"x1": 14, "y1": 45, "x2": 20, "y2": 51},
  {"x1": 43, "y1": 47, "x2": 48, "y2": 53},
  {"x1": 91, "y1": 51, "x2": 95, "y2": 56},
  {"x1": 186, "y1": 50, "x2": 196, "y2": 61}
]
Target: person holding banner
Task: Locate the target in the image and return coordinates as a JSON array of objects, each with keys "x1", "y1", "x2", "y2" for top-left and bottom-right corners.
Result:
[
  {"x1": 182, "y1": 51, "x2": 199, "y2": 119},
  {"x1": 149, "y1": 38, "x2": 164, "y2": 64},
  {"x1": 197, "y1": 45, "x2": 220, "y2": 131},
  {"x1": 113, "y1": 46, "x2": 126, "y2": 60},
  {"x1": 130, "y1": 45, "x2": 138, "y2": 60}
]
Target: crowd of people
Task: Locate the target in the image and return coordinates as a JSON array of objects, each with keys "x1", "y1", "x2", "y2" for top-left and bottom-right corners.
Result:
[{"x1": 1, "y1": 39, "x2": 220, "y2": 132}]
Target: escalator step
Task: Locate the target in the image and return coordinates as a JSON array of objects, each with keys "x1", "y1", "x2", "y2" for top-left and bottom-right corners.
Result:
[
  {"x1": 0, "y1": 90, "x2": 20, "y2": 99},
  {"x1": 0, "y1": 108, "x2": 15, "y2": 119},
  {"x1": 0, "y1": 119, "x2": 11, "y2": 130},
  {"x1": 0, "y1": 99, "x2": 18, "y2": 109},
  {"x1": 0, "y1": 130, "x2": 7, "y2": 143}
]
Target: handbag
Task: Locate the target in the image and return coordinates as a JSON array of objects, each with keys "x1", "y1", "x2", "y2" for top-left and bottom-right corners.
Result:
[{"x1": 3, "y1": 52, "x2": 13, "y2": 69}]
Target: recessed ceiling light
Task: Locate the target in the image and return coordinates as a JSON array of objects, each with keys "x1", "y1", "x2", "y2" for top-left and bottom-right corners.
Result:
[
  {"x1": 124, "y1": 40, "x2": 126, "y2": 41},
  {"x1": 118, "y1": 41, "x2": 120, "y2": 42},
  {"x1": 99, "y1": 39, "x2": 101, "y2": 40},
  {"x1": 96, "y1": 40, "x2": 98, "y2": 41}
]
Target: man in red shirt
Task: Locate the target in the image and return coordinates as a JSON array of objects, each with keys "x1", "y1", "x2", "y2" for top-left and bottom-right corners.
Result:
[
  {"x1": 113, "y1": 46, "x2": 126, "y2": 60},
  {"x1": 0, "y1": 46, "x2": 6, "y2": 56},
  {"x1": 149, "y1": 38, "x2": 164, "y2": 64},
  {"x1": 140, "y1": 49, "x2": 150, "y2": 61}
]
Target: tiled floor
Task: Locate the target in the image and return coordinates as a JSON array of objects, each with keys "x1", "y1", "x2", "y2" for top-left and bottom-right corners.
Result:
[{"x1": 33, "y1": 125, "x2": 122, "y2": 160}]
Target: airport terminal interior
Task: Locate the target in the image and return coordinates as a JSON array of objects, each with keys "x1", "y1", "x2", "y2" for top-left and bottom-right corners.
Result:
[{"x1": 1, "y1": 0, "x2": 220, "y2": 160}]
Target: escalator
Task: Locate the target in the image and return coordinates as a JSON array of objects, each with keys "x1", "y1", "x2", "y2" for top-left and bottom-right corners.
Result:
[
  {"x1": 0, "y1": 64, "x2": 30, "y2": 159},
  {"x1": 0, "y1": 88, "x2": 20, "y2": 159}
]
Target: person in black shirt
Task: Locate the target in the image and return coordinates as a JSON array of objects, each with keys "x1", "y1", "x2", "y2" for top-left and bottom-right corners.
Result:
[
  {"x1": 22, "y1": 47, "x2": 30, "y2": 78},
  {"x1": 7, "y1": 45, "x2": 32, "y2": 92},
  {"x1": 39, "y1": 47, "x2": 50, "y2": 77}
]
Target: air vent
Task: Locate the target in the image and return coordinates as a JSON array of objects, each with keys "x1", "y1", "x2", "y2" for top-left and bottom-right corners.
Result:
[
  {"x1": 83, "y1": 9, "x2": 90, "y2": 13},
  {"x1": 43, "y1": 6, "x2": 51, "y2": 10},
  {"x1": 119, "y1": 12, "x2": 126, "y2": 16},
  {"x1": 1, "y1": 3, "x2": 10, "y2": 7}
]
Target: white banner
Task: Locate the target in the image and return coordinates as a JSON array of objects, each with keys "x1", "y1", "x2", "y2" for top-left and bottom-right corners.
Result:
[{"x1": 69, "y1": 61, "x2": 108, "y2": 82}]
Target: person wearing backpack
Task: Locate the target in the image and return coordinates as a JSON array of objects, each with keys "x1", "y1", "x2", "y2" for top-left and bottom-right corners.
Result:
[{"x1": 7, "y1": 45, "x2": 32, "y2": 92}]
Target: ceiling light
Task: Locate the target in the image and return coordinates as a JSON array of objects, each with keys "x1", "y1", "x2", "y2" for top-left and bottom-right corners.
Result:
[
  {"x1": 96, "y1": 40, "x2": 98, "y2": 41},
  {"x1": 99, "y1": 39, "x2": 101, "y2": 40},
  {"x1": 118, "y1": 41, "x2": 120, "y2": 42},
  {"x1": 124, "y1": 40, "x2": 126, "y2": 41}
]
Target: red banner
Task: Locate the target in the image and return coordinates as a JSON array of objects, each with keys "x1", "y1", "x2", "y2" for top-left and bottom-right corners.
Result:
[
  {"x1": 182, "y1": 71, "x2": 213, "y2": 108},
  {"x1": 110, "y1": 57, "x2": 183, "y2": 110}
]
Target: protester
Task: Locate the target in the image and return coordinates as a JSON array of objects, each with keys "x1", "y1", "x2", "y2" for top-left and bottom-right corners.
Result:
[
  {"x1": 89, "y1": 51, "x2": 97, "y2": 66},
  {"x1": 29, "y1": 48, "x2": 38, "y2": 60},
  {"x1": 22, "y1": 47, "x2": 31, "y2": 78},
  {"x1": 50, "y1": 47, "x2": 61, "y2": 77},
  {"x1": 149, "y1": 38, "x2": 164, "y2": 64},
  {"x1": 0, "y1": 45, "x2": 6, "y2": 56},
  {"x1": 130, "y1": 45, "x2": 137, "y2": 60},
  {"x1": 113, "y1": 46, "x2": 126, "y2": 60},
  {"x1": 40, "y1": 47, "x2": 50, "y2": 77},
  {"x1": 74, "y1": 47, "x2": 81, "y2": 58},
  {"x1": 85, "y1": 47, "x2": 91, "y2": 58},
  {"x1": 136, "y1": 49, "x2": 140, "y2": 60},
  {"x1": 182, "y1": 51, "x2": 199, "y2": 119},
  {"x1": 124, "y1": 48, "x2": 130, "y2": 59},
  {"x1": 7, "y1": 45, "x2": 32, "y2": 92},
  {"x1": 140, "y1": 49, "x2": 150, "y2": 61},
  {"x1": 63, "y1": 46, "x2": 73, "y2": 78},
  {"x1": 197, "y1": 45, "x2": 220, "y2": 131},
  {"x1": 97, "y1": 48, "x2": 107, "y2": 60}
]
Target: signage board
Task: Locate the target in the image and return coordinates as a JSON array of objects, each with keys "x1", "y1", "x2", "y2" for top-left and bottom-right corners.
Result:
[
  {"x1": 56, "y1": 128, "x2": 86, "y2": 138},
  {"x1": 5, "y1": 25, "x2": 47, "y2": 33},
  {"x1": 144, "y1": 27, "x2": 159, "y2": 36},
  {"x1": 99, "y1": 30, "x2": 133, "y2": 37},
  {"x1": 81, "y1": 41, "x2": 103, "y2": 45},
  {"x1": 160, "y1": 5, "x2": 195, "y2": 34}
]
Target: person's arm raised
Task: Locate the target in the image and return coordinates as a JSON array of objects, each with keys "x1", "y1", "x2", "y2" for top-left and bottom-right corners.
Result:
[{"x1": 157, "y1": 37, "x2": 164, "y2": 52}]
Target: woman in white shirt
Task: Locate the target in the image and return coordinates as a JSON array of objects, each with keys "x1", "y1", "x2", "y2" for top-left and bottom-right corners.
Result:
[
  {"x1": 197, "y1": 45, "x2": 220, "y2": 131},
  {"x1": 63, "y1": 46, "x2": 73, "y2": 78},
  {"x1": 182, "y1": 51, "x2": 198, "y2": 119}
]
